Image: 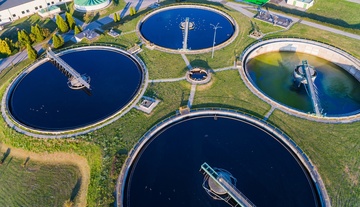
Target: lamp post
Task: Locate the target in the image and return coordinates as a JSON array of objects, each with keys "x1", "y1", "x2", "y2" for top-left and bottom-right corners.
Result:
[{"x1": 210, "y1": 23, "x2": 221, "y2": 59}]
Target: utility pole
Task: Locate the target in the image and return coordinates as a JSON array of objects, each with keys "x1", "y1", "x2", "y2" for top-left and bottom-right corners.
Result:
[{"x1": 210, "y1": 23, "x2": 222, "y2": 59}]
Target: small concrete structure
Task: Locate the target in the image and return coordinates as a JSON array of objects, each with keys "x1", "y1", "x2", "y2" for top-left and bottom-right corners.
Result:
[
  {"x1": 135, "y1": 96, "x2": 159, "y2": 114},
  {"x1": 37, "y1": 5, "x2": 61, "y2": 18},
  {"x1": 255, "y1": 9, "x2": 293, "y2": 28},
  {"x1": 107, "y1": 29, "x2": 120, "y2": 37},
  {"x1": 286, "y1": 0, "x2": 314, "y2": 10},
  {"x1": 186, "y1": 68, "x2": 212, "y2": 85},
  {"x1": 74, "y1": 29, "x2": 100, "y2": 42}
]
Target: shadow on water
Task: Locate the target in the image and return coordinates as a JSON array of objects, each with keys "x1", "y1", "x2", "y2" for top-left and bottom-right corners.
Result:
[{"x1": 246, "y1": 50, "x2": 315, "y2": 112}]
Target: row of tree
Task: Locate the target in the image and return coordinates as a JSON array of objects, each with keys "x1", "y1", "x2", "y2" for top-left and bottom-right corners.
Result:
[
  {"x1": 2, "y1": 12, "x2": 82, "y2": 60},
  {"x1": 17, "y1": 24, "x2": 50, "y2": 48}
]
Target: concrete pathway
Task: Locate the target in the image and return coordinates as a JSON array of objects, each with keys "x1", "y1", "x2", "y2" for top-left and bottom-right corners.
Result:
[
  {"x1": 225, "y1": 2, "x2": 256, "y2": 18},
  {"x1": 181, "y1": 54, "x2": 192, "y2": 69},
  {"x1": 347, "y1": 0, "x2": 360, "y2": 4},
  {"x1": 0, "y1": 44, "x2": 43, "y2": 72},
  {"x1": 187, "y1": 84, "x2": 197, "y2": 108},
  {"x1": 263, "y1": 106, "x2": 276, "y2": 121},
  {"x1": 212, "y1": 65, "x2": 238, "y2": 72}
]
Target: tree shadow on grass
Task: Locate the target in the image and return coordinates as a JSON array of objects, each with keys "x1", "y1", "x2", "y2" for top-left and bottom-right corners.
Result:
[
  {"x1": 189, "y1": 59, "x2": 212, "y2": 71},
  {"x1": 1, "y1": 148, "x2": 11, "y2": 164},
  {"x1": 70, "y1": 178, "x2": 82, "y2": 202}
]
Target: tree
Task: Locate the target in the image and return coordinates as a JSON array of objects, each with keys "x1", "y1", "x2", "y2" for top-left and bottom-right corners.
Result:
[
  {"x1": 42, "y1": 28, "x2": 51, "y2": 38},
  {"x1": 74, "y1": 25, "x2": 82, "y2": 35},
  {"x1": 31, "y1": 24, "x2": 45, "y2": 42},
  {"x1": 113, "y1": 13, "x2": 118, "y2": 22},
  {"x1": 0, "y1": 39, "x2": 12, "y2": 55},
  {"x1": 65, "y1": 12, "x2": 76, "y2": 30},
  {"x1": 52, "y1": 34, "x2": 64, "y2": 49},
  {"x1": 56, "y1": 15, "x2": 69, "y2": 33},
  {"x1": 27, "y1": 44, "x2": 37, "y2": 60},
  {"x1": 129, "y1": 7, "x2": 136, "y2": 16},
  {"x1": 17, "y1": 30, "x2": 31, "y2": 47}
]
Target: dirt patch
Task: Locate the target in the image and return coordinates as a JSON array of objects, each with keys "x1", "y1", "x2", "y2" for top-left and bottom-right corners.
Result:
[
  {"x1": 0, "y1": 143, "x2": 89, "y2": 207},
  {"x1": 196, "y1": 76, "x2": 216, "y2": 91},
  {"x1": 344, "y1": 165, "x2": 358, "y2": 185}
]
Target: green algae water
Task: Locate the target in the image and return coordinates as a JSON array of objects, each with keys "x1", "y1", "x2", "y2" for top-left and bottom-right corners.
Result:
[{"x1": 246, "y1": 52, "x2": 360, "y2": 115}]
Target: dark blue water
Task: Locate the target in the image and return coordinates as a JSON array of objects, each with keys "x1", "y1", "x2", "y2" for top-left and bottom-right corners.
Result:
[
  {"x1": 9, "y1": 49, "x2": 142, "y2": 130},
  {"x1": 140, "y1": 7, "x2": 235, "y2": 50},
  {"x1": 125, "y1": 116, "x2": 320, "y2": 207}
]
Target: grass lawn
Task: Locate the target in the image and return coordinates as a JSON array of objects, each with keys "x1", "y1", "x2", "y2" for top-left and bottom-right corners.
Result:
[
  {"x1": 138, "y1": 48, "x2": 187, "y2": 80},
  {"x1": 96, "y1": 80, "x2": 192, "y2": 146},
  {"x1": 0, "y1": 1, "x2": 359, "y2": 206},
  {"x1": 268, "y1": 110, "x2": 360, "y2": 206},
  {"x1": 192, "y1": 70, "x2": 271, "y2": 116},
  {"x1": 266, "y1": 23, "x2": 360, "y2": 58},
  {"x1": 265, "y1": 0, "x2": 360, "y2": 35},
  {"x1": 307, "y1": 0, "x2": 360, "y2": 26},
  {"x1": 0, "y1": 145, "x2": 82, "y2": 207}
]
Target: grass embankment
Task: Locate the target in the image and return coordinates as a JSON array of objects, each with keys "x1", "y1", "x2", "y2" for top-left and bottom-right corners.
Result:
[
  {"x1": 264, "y1": 0, "x2": 360, "y2": 35},
  {"x1": 0, "y1": 144, "x2": 85, "y2": 207},
  {"x1": 268, "y1": 110, "x2": 360, "y2": 206},
  {"x1": 0, "y1": 62, "x2": 103, "y2": 206},
  {"x1": 0, "y1": 0, "x2": 359, "y2": 206},
  {"x1": 138, "y1": 48, "x2": 187, "y2": 79},
  {"x1": 192, "y1": 70, "x2": 270, "y2": 116}
]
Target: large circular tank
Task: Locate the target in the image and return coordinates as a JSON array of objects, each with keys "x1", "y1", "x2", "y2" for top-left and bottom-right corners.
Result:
[
  {"x1": 138, "y1": 5, "x2": 238, "y2": 53},
  {"x1": 241, "y1": 38, "x2": 360, "y2": 121},
  {"x1": 2, "y1": 46, "x2": 145, "y2": 135},
  {"x1": 117, "y1": 111, "x2": 329, "y2": 207}
]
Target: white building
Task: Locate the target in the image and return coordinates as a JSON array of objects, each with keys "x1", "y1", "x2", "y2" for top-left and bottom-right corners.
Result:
[
  {"x1": 286, "y1": 0, "x2": 314, "y2": 10},
  {"x1": 0, "y1": 0, "x2": 71, "y2": 25}
]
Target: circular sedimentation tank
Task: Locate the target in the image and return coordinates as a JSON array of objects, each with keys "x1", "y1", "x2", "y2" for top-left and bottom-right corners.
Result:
[
  {"x1": 138, "y1": 5, "x2": 238, "y2": 53},
  {"x1": 2, "y1": 46, "x2": 146, "y2": 135},
  {"x1": 241, "y1": 38, "x2": 360, "y2": 121},
  {"x1": 117, "y1": 111, "x2": 329, "y2": 207},
  {"x1": 74, "y1": 0, "x2": 110, "y2": 12},
  {"x1": 186, "y1": 68, "x2": 211, "y2": 84}
]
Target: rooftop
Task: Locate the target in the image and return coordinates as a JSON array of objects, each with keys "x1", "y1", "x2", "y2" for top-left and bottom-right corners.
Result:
[
  {"x1": 0, "y1": 0, "x2": 34, "y2": 11},
  {"x1": 74, "y1": 0, "x2": 108, "y2": 6}
]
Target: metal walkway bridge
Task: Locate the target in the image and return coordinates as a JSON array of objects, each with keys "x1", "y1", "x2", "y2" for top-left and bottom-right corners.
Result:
[
  {"x1": 46, "y1": 49, "x2": 90, "y2": 89},
  {"x1": 301, "y1": 60, "x2": 321, "y2": 116},
  {"x1": 201, "y1": 162, "x2": 256, "y2": 207},
  {"x1": 182, "y1": 17, "x2": 190, "y2": 50}
]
